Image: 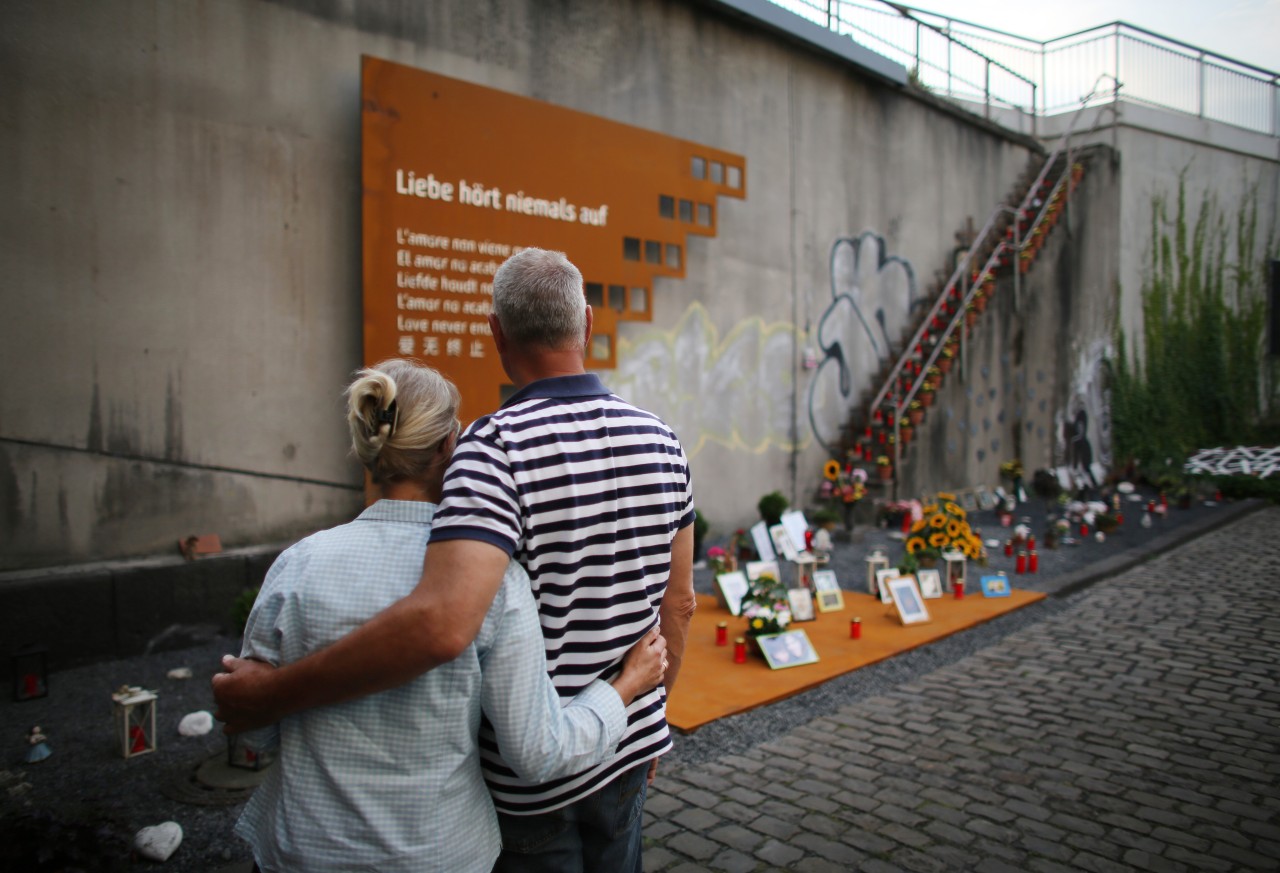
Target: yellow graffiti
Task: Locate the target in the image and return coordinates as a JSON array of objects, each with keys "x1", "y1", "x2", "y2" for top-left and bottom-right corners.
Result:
[{"x1": 607, "y1": 302, "x2": 808, "y2": 457}]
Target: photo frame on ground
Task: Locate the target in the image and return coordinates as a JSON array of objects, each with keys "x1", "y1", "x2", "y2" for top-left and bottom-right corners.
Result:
[
  {"x1": 816, "y1": 589, "x2": 845, "y2": 613},
  {"x1": 786, "y1": 588, "x2": 816, "y2": 622},
  {"x1": 980, "y1": 574, "x2": 1011, "y2": 597},
  {"x1": 812, "y1": 569, "x2": 839, "y2": 592},
  {"x1": 975, "y1": 487, "x2": 998, "y2": 511},
  {"x1": 769, "y1": 524, "x2": 800, "y2": 562},
  {"x1": 959, "y1": 490, "x2": 979, "y2": 512},
  {"x1": 715, "y1": 571, "x2": 749, "y2": 615},
  {"x1": 916, "y1": 568, "x2": 943, "y2": 599},
  {"x1": 875, "y1": 568, "x2": 899, "y2": 604},
  {"x1": 755, "y1": 630, "x2": 820, "y2": 670},
  {"x1": 779, "y1": 510, "x2": 810, "y2": 556},
  {"x1": 888, "y1": 575, "x2": 930, "y2": 625},
  {"x1": 746, "y1": 560, "x2": 781, "y2": 582},
  {"x1": 750, "y1": 521, "x2": 776, "y2": 564}
]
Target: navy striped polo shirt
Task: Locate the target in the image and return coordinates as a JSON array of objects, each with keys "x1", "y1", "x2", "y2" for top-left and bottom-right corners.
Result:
[{"x1": 431, "y1": 373, "x2": 695, "y2": 815}]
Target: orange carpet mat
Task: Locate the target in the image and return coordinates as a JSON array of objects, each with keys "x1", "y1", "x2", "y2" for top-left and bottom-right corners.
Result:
[{"x1": 666, "y1": 587, "x2": 1046, "y2": 732}]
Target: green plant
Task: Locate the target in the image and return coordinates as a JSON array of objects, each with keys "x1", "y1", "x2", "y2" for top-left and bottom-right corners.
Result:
[
  {"x1": 1110, "y1": 176, "x2": 1273, "y2": 476},
  {"x1": 231, "y1": 585, "x2": 261, "y2": 636},
  {"x1": 897, "y1": 551, "x2": 920, "y2": 576},
  {"x1": 812, "y1": 508, "x2": 841, "y2": 527},
  {"x1": 757, "y1": 490, "x2": 789, "y2": 526},
  {"x1": 693, "y1": 508, "x2": 709, "y2": 545}
]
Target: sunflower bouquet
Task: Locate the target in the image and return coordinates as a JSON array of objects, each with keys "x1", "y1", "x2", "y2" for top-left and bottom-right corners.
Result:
[{"x1": 905, "y1": 492, "x2": 986, "y2": 562}]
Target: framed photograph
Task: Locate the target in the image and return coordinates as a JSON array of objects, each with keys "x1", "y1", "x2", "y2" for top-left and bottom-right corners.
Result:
[
  {"x1": 755, "y1": 629, "x2": 820, "y2": 670},
  {"x1": 746, "y1": 560, "x2": 781, "y2": 582},
  {"x1": 980, "y1": 574, "x2": 1012, "y2": 597},
  {"x1": 786, "y1": 587, "x2": 816, "y2": 622},
  {"x1": 769, "y1": 524, "x2": 800, "y2": 562},
  {"x1": 749, "y1": 521, "x2": 776, "y2": 564},
  {"x1": 888, "y1": 575, "x2": 930, "y2": 625},
  {"x1": 780, "y1": 509, "x2": 810, "y2": 556},
  {"x1": 959, "y1": 490, "x2": 979, "y2": 511},
  {"x1": 816, "y1": 588, "x2": 845, "y2": 613},
  {"x1": 975, "y1": 487, "x2": 998, "y2": 511},
  {"x1": 715, "y1": 571, "x2": 749, "y2": 616},
  {"x1": 916, "y1": 568, "x2": 943, "y2": 599},
  {"x1": 812, "y1": 569, "x2": 840, "y2": 592},
  {"x1": 875, "y1": 568, "x2": 899, "y2": 604}
]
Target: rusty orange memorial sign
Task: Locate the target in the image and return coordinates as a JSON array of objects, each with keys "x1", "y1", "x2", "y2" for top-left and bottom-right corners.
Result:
[{"x1": 362, "y1": 55, "x2": 746, "y2": 423}]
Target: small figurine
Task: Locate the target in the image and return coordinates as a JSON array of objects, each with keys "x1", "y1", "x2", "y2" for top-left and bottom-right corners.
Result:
[{"x1": 26, "y1": 725, "x2": 51, "y2": 763}]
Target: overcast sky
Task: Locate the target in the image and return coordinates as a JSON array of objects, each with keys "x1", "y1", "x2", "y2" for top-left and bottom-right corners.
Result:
[{"x1": 905, "y1": 0, "x2": 1278, "y2": 73}]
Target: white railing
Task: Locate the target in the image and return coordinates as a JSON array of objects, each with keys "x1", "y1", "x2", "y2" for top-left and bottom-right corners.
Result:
[{"x1": 763, "y1": 1, "x2": 1279, "y2": 136}]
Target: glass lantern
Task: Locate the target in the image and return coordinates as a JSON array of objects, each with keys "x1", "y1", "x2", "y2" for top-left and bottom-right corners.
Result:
[
  {"x1": 112, "y1": 686, "x2": 158, "y2": 758},
  {"x1": 865, "y1": 549, "x2": 889, "y2": 596},
  {"x1": 12, "y1": 645, "x2": 48, "y2": 702},
  {"x1": 942, "y1": 549, "x2": 966, "y2": 593}
]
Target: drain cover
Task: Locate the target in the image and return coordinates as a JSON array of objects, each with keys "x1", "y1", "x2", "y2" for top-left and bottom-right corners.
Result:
[{"x1": 161, "y1": 754, "x2": 271, "y2": 806}]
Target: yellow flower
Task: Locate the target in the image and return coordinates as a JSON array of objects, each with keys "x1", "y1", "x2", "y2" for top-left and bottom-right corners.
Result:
[
  {"x1": 944, "y1": 502, "x2": 965, "y2": 518},
  {"x1": 906, "y1": 536, "x2": 927, "y2": 553},
  {"x1": 922, "y1": 503, "x2": 939, "y2": 515},
  {"x1": 947, "y1": 520, "x2": 963, "y2": 539},
  {"x1": 910, "y1": 520, "x2": 927, "y2": 534},
  {"x1": 823, "y1": 460, "x2": 841, "y2": 481},
  {"x1": 751, "y1": 618, "x2": 764, "y2": 630},
  {"x1": 937, "y1": 492, "x2": 957, "y2": 502},
  {"x1": 929, "y1": 531, "x2": 948, "y2": 548},
  {"x1": 929, "y1": 514, "x2": 947, "y2": 529}
]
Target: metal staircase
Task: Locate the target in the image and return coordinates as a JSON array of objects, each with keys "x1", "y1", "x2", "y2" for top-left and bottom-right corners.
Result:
[{"x1": 846, "y1": 85, "x2": 1113, "y2": 485}]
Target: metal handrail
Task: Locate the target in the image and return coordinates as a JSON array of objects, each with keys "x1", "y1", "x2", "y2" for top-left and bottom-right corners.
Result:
[
  {"x1": 865, "y1": 76, "x2": 1114, "y2": 474},
  {"x1": 761, "y1": 1, "x2": 1278, "y2": 136}
]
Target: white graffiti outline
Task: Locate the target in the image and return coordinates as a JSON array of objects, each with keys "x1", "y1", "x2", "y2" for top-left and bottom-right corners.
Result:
[
  {"x1": 1186, "y1": 447, "x2": 1280, "y2": 478},
  {"x1": 808, "y1": 232, "x2": 919, "y2": 455}
]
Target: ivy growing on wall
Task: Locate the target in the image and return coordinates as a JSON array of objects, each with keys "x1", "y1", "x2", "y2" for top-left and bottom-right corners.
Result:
[{"x1": 1109, "y1": 177, "x2": 1271, "y2": 478}]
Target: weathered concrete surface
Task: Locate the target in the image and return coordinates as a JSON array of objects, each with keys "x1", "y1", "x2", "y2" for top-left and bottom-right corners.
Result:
[
  {"x1": 1, "y1": 0, "x2": 1270, "y2": 573},
  {"x1": 0, "y1": 0, "x2": 1041, "y2": 568}
]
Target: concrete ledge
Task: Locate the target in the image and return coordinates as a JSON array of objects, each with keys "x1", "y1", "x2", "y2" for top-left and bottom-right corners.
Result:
[{"x1": 0, "y1": 541, "x2": 294, "y2": 670}]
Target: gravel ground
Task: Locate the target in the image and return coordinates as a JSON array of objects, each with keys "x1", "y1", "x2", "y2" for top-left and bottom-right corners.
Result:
[{"x1": 0, "y1": 488, "x2": 1259, "y2": 872}]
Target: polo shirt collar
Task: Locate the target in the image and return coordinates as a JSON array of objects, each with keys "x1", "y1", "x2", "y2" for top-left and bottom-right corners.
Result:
[{"x1": 501, "y1": 373, "x2": 611, "y2": 408}]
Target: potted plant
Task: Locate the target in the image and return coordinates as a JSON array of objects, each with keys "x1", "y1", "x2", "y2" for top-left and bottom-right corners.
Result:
[
  {"x1": 907, "y1": 400, "x2": 924, "y2": 426},
  {"x1": 693, "y1": 508, "x2": 709, "y2": 560},
  {"x1": 875, "y1": 455, "x2": 893, "y2": 480},
  {"x1": 757, "y1": 490, "x2": 789, "y2": 526}
]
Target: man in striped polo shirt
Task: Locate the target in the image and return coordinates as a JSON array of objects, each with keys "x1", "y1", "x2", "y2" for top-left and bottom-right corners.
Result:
[{"x1": 214, "y1": 248, "x2": 696, "y2": 872}]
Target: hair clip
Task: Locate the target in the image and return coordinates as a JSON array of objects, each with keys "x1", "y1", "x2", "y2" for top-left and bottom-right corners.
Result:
[{"x1": 375, "y1": 401, "x2": 398, "y2": 435}]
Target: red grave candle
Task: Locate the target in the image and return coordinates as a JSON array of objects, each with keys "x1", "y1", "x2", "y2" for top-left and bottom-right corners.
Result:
[
  {"x1": 850, "y1": 617, "x2": 862, "y2": 640},
  {"x1": 1029, "y1": 550, "x2": 1039, "y2": 573},
  {"x1": 716, "y1": 622, "x2": 728, "y2": 646},
  {"x1": 1016, "y1": 551, "x2": 1027, "y2": 574},
  {"x1": 733, "y1": 638, "x2": 747, "y2": 664}
]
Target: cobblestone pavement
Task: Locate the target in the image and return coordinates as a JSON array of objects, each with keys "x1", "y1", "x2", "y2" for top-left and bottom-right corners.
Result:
[{"x1": 643, "y1": 506, "x2": 1280, "y2": 872}]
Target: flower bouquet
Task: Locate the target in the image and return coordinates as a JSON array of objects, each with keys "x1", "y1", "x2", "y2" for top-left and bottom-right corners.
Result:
[
  {"x1": 740, "y1": 573, "x2": 791, "y2": 645},
  {"x1": 905, "y1": 492, "x2": 987, "y2": 564}
]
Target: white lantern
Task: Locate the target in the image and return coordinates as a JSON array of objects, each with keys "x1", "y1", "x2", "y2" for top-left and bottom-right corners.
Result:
[
  {"x1": 112, "y1": 686, "x2": 158, "y2": 758},
  {"x1": 865, "y1": 550, "x2": 890, "y2": 596},
  {"x1": 942, "y1": 548, "x2": 966, "y2": 593}
]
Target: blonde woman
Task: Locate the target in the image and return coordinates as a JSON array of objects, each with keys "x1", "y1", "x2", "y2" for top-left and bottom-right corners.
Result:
[{"x1": 233, "y1": 359, "x2": 665, "y2": 873}]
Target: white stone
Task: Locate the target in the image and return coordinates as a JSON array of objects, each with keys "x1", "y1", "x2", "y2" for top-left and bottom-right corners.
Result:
[
  {"x1": 177, "y1": 710, "x2": 214, "y2": 737},
  {"x1": 134, "y1": 821, "x2": 183, "y2": 862},
  {"x1": 167, "y1": 667, "x2": 193, "y2": 680}
]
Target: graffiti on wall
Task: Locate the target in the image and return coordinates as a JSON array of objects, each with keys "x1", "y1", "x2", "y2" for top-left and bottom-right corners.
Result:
[
  {"x1": 808, "y1": 232, "x2": 920, "y2": 455},
  {"x1": 1055, "y1": 340, "x2": 1113, "y2": 487},
  {"x1": 606, "y1": 303, "x2": 797, "y2": 457}
]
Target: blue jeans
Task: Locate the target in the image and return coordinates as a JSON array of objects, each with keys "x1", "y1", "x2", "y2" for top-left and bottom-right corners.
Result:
[{"x1": 493, "y1": 762, "x2": 649, "y2": 873}]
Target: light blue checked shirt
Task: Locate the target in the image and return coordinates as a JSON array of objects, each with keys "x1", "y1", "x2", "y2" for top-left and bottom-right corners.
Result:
[{"x1": 233, "y1": 500, "x2": 626, "y2": 873}]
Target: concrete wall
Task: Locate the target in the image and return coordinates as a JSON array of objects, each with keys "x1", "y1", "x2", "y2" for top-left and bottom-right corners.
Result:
[
  {"x1": 2, "y1": 0, "x2": 1055, "y2": 570},
  {"x1": 1039, "y1": 102, "x2": 1279, "y2": 366}
]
